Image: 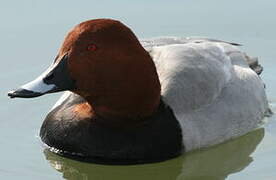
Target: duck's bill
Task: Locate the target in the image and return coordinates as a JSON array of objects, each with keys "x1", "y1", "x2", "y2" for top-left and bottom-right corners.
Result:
[{"x1": 8, "y1": 54, "x2": 75, "y2": 98}]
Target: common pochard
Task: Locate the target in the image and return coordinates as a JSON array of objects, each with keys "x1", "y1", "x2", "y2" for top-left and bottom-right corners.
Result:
[{"x1": 8, "y1": 19, "x2": 269, "y2": 164}]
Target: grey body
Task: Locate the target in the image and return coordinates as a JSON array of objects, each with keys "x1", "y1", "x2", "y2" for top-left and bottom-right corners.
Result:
[{"x1": 141, "y1": 37, "x2": 268, "y2": 151}]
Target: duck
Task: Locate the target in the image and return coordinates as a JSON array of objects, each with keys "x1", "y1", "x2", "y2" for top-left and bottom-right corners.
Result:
[{"x1": 8, "y1": 19, "x2": 269, "y2": 164}]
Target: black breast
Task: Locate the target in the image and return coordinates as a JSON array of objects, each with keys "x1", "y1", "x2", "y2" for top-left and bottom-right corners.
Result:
[{"x1": 40, "y1": 93, "x2": 183, "y2": 164}]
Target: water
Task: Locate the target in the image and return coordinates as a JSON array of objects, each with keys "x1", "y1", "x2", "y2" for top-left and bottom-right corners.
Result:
[{"x1": 1, "y1": 0, "x2": 275, "y2": 179}]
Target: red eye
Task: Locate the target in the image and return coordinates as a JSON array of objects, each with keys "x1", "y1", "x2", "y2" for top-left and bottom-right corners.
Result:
[{"x1": 87, "y1": 44, "x2": 97, "y2": 51}]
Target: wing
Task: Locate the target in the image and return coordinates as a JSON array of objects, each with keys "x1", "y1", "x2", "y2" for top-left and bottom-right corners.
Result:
[
  {"x1": 140, "y1": 36, "x2": 240, "y2": 50},
  {"x1": 141, "y1": 37, "x2": 262, "y2": 75}
]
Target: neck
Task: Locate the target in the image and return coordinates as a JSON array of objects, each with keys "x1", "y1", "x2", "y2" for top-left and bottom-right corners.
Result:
[
  {"x1": 73, "y1": 89, "x2": 160, "y2": 129},
  {"x1": 77, "y1": 56, "x2": 161, "y2": 121},
  {"x1": 84, "y1": 79, "x2": 161, "y2": 120}
]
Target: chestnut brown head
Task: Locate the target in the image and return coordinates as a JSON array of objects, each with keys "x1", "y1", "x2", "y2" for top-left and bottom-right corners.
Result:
[{"x1": 8, "y1": 19, "x2": 161, "y2": 118}]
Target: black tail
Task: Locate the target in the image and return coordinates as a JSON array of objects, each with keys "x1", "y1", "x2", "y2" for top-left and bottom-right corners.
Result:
[{"x1": 245, "y1": 55, "x2": 263, "y2": 75}]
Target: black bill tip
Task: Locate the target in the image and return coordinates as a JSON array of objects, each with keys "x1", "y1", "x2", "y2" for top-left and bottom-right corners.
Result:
[{"x1": 8, "y1": 88, "x2": 43, "y2": 98}]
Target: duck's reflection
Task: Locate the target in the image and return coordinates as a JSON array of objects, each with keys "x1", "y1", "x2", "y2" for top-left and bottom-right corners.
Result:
[{"x1": 43, "y1": 128, "x2": 264, "y2": 180}]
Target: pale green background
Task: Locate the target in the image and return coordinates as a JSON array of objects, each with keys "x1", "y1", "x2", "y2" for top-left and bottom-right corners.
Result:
[{"x1": 0, "y1": 0, "x2": 275, "y2": 179}]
